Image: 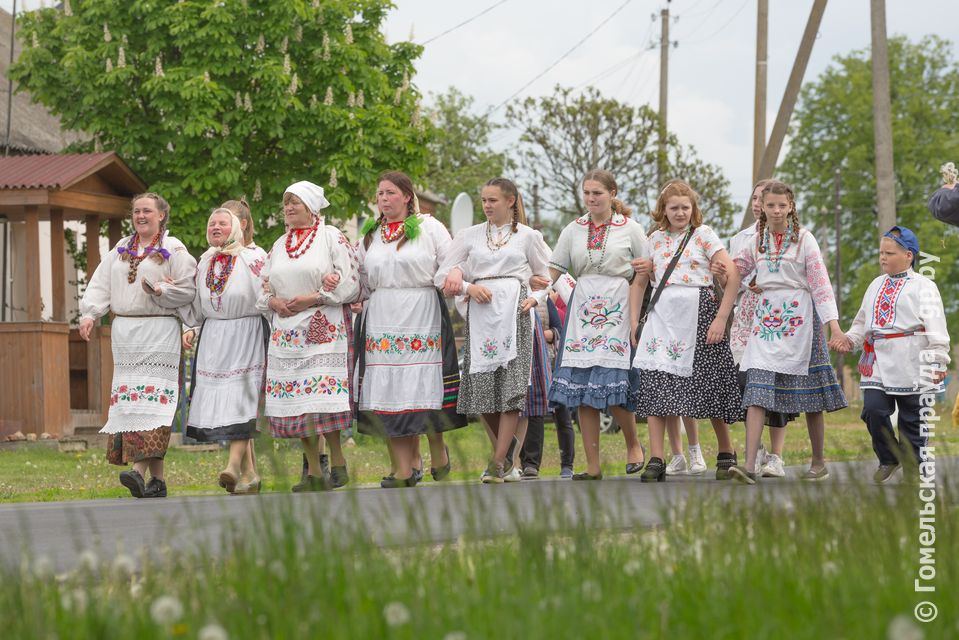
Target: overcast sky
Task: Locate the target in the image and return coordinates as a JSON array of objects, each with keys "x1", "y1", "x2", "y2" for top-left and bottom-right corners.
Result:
[
  {"x1": 4, "y1": 0, "x2": 956, "y2": 210},
  {"x1": 383, "y1": 0, "x2": 958, "y2": 207}
]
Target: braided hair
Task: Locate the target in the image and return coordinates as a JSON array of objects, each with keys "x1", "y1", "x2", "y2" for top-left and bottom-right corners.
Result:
[
  {"x1": 485, "y1": 177, "x2": 527, "y2": 233},
  {"x1": 756, "y1": 180, "x2": 799, "y2": 254},
  {"x1": 130, "y1": 192, "x2": 171, "y2": 262}
]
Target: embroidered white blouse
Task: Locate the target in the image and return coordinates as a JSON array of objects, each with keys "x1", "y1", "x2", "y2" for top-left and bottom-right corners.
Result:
[
  {"x1": 733, "y1": 228, "x2": 839, "y2": 323},
  {"x1": 845, "y1": 270, "x2": 951, "y2": 394},
  {"x1": 729, "y1": 223, "x2": 759, "y2": 293},
  {"x1": 357, "y1": 215, "x2": 452, "y2": 294},
  {"x1": 647, "y1": 224, "x2": 724, "y2": 288},
  {"x1": 79, "y1": 234, "x2": 198, "y2": 320},
  {"x1": 549, "y1": 213, "x2": 648, "y2": 279},
  {"x1": 435, "y1": 221, "x2": 552, "y2": 289},
  {"x1": 190, "y1": 247, "x2": 268, "y2": 323}
]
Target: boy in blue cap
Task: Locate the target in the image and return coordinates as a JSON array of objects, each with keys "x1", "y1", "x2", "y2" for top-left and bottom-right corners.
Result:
[{"x1": 835, "y1": 226, "x2": 950, "y2": 483}]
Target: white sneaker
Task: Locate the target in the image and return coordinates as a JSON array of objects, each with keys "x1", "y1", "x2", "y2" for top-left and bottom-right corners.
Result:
[
  {"x1": 503, "y1": 466, "x2": 523, "y2": 482},
  {"x1": 665, "y1": 454, "x2": 688, "y2": 476},
  {"x1": 760, "y1": 453, "x2": 786, "y2": 478},
  {"x1": 756, "y1": 445, "x2": 768, "y2": 470},
  {"x1": 687, "y1": 449, "x2": 707, "y2": 475}
]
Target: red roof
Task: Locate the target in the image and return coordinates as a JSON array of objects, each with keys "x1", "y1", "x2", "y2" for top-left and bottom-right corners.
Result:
[{"x1": 0, "y1": 152, "x2": 144, "y2": 192}]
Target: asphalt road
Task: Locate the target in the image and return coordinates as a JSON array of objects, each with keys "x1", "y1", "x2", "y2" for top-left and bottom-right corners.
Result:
[{"x1": 1, "y1": 458, "x2": 953, "y2": 571}]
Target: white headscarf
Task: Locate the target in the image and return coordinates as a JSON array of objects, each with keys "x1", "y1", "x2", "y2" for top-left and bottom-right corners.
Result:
[
  {"x1": 284, "y1": 180, "x2": 330, "y2": 216},
  {"x1": 201, "y1": 208, "x2": 246, "y2": 260}
]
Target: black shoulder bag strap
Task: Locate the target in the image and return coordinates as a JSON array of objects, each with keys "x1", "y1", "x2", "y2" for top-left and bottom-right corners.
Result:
[{"x1": 640, "y1": 227, "x2": 693, "y2": 325}]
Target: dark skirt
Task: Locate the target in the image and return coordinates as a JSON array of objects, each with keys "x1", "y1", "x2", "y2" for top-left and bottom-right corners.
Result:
[
  {"x1": 186, "y1": 421, "x2": 256, "y2": 442},
  {"x1": 107, "y1": 426, "x2": 172, "y2": 465},
  {"x1": 634, "y1": 287, "x2": 745, "y2": 424},
  {"x1": 735, "y1": 369, "x2": 797, "y2": 428},
  {"x1": 356, "y1": 292, "x2": 469, "y2": 437},
  {"x1": 741, "y1": 309, "x2": 847, "y2": 414},
  {"x1": 458, "y1": 285, "x2": 532, "y2": 414},
  {"x1": 522, "y1": 311, "x2": 552, "y2": 418}
]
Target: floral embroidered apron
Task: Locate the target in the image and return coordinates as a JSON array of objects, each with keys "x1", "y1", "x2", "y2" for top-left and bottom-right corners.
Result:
[
  {"x1": 632, "y1": 285, "x2": 699, "y2": 377},
  {"x1": 739, "y1": 289, "x2": 814, "y2": 376},
  {"x1": 468, "y1": 277, "x2": 521, "y2": 374},
  {"x1": 561, "y1": 274, "x2": 631, "y2": 370}
]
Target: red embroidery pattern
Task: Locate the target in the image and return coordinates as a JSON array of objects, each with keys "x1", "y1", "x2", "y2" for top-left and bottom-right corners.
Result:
[
  {"x1": 587, "y1": 221, "x2": 609, "y2": 250},
  {"x1": 872, "y1": 276, "x2": 906, "y2": 328},
  {"x1": 307, "y1": 311, "x2": 348, "y2": 344}
]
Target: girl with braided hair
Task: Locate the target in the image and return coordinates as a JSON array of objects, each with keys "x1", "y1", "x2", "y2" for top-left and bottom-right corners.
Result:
[
  {"x1": 438, "y1": 178, "x2": 552, "y2": 483},
  {"x1": 726, "y1": 181, "x2": 849, "y2": 484},
  {"x1": 353, "y1": 171, "x2": 468, "y2": 488}
]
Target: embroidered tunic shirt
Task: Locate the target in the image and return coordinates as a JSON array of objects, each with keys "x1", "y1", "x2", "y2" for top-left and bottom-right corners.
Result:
[
  {"x1": 436, "y1": 221, "x2": 552, "y2": 289},
  {"x1": 647, "y1": 224, "x2": 724, "y2": 288},
  {"x1": 549, "y1": 213, "x2": 648, "y2": 279}
]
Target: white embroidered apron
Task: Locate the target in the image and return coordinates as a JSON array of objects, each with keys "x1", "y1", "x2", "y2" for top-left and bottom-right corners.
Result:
[
  {"x1": 360, "y1": 286, "x2": 443, "y2": 411},
  {"x1": 632, "y1": 285, "x2": 699, "y2": 377},
  {"x1": 739, "y1": 288, "x2": 814, "y2": 376},
  {"x1": 468, "y1": 277, "x2": 521, "y2": 374},
  {"x1": 561, "y1": 274, "x2": 631, "y2": 370},
  {"x1": 265, "y1": 303, "x2": 350, "y2": 417}
]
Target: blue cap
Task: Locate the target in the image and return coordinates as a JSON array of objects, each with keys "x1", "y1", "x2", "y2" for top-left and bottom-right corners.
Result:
[{"x1": 883, "y1": 226, "x2": 919, "y2": 266}]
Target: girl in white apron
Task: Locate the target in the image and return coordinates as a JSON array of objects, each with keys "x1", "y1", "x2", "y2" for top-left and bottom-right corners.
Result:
[
  {"x1": 546, "y1": 170, "x2": 648, "y2": 480},
  {"x1": 631, "y1": 180, "x2": 743, "y2": 482},
  {"x1": 726, "y1": 181, "x2": 848, "y2": 484},
  {"x1": 438, "y1": 178, "x2": 551, "y2": 483}
]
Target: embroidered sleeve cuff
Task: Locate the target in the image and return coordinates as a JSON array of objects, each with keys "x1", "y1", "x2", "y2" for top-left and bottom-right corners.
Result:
[{"x1": 548, "y1": 261, "x2": 568, "y2": 274}]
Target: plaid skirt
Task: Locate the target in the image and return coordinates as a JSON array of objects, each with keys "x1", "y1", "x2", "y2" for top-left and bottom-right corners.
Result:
[
  {"x1": 522, "y1": 311, "x2": 552, "y2": 417},
  {"x1": 106, "y1": 426, "x2": 172, "y2": 466}
]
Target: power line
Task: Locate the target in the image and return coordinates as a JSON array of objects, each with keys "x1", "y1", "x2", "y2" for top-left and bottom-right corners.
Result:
[
  {"x1": 675, "y1": 0, "x2": 727, "y2": 38},
  {"x1": 685, "y1": 0, "x2": 749, "y2": 45},
  {"x1": 486, "y1": 0, "x2": 636, "y2": 115},
  {"x1": 417, "y1": 0, "x2": 510, "y2": 46}
]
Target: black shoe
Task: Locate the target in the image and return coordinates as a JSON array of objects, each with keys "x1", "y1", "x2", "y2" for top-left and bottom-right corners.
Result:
[
  {"x1": 330, "y1": 465, "x2": 349, "y2": 488},
  {"x1": 431, "y1": 446, "x2": 452, "y2": 481},
  {"x1": 293, "y1": 474, "x2": 331, "y2": 492},
  {"x1": 626, "y1": 444, "x2": 646, "y2": 474},
  {"x1": 715, "y1": 451, "x2": 737, "y2": 480},
  {"x1": 728, "y1": 464, "x2": 757, "y2": 485},
  {"x1": 640, "y1": 457, "x2": 666, "y2": 483},
  {"x1": 380, "y1": 474, "x2": 417, "y2": 488},
  {"x1": 119, "y1": 470, "x2": 146, "y2": 498},
  {"x1": 143, "y1": 477, "x2": 167, "y2": 498},
  {"x1": 572, "y1": 471, "x2": 603, "y2": 481}
]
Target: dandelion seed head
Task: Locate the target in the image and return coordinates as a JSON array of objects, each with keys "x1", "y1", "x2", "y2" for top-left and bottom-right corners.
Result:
[
  {"x1": 150, "y1": 595, "x2": 184, "y2": 625},
  {"x1": 78, "y1": 550, "x2": 99, "y2": 573},
  {"x1": 383, "y1": 602, "x2": 410, "y2": 626},
  {"x1": 886, "y1": 614, "x2": 924, "y2": 640},
  {"x1": 199, "y1": 623, "x2": 229, "y2": 640},
  {"x1": 112, "y1": 554, "x2": 136, "y2": 577},
  {"x1": 623, "y1": 559, "x2": 641, "y2": 577}
]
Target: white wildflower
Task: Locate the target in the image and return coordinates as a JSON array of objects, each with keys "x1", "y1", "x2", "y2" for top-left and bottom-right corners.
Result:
[
  {"x1": 347, "y1": 92, "x2": 355, "y2": 108},
  {"x1": 244, "y1": 92, "x2": 253, "y2": 112},
  {"x1": 283, "y1": 54, "x2": 291, "y2": 75},
  {"x1": 154, "y1": 56, "x2": 164, "y2": 78},
  {"x1": 105, "y1": 57, "x2": 113, "y2": 73},
  {"x1": 312, "y1": 0, "x2": 321, "y2": 9},
  {"x1": 63, "y1": 0, "x2": 72, "y2": 16},
  {"x1": 401, "y1": 71, "x2": 410, "y2": 91},
  {"x1": 329, "y1": 168, "x2": 337, "y2": 188},
  {"x1": 150, "y1": 595, "x2": 184, "y2": 625},
  {"x1": 235, "y1": 92, "x2": 243, "y2": 109},
  {"x1": 103, "y1": 23, "x2": 112, "y2": 43},
  {"x1": 295, "y1": 25, "x2": 303, "y2": 42},
  {"x1": 322, "y1": 32, "x2": 331, "y2": 61},
  {"x1": 822, "y1": 561, "x2": 838, "y2": 577},
  {"x1": 222, "y1": 122, "x2": 230, "y2": 136},
  {"x1": 199, "y1": 623, "x2": 229, "y2": 640},
  {"x1": 256, "y1": 34, "x2": 265, "y2": 54},
  {"x1": 280, "y1": 36, "x2": 289, "y2": 54},
  {"x1": 886, "y1": 614, "x2": 924, "y2": 640},
  {"x1": 61, "y1": 589, "x2": 88, "y2": 613},
  {"x1": 112, "y1": 554, "x2": 136, "y2": 577},
  {"x1": 33, "y1": 555, "x2": 54, "y2": 580},
  {"x1": 443, "y1": 633, "x2": 467, "y2": 640},
  {"x1": 32, "y1": 32, "x2": 39, "y2": 48},
  {"x1": 130, "y1": 580, "x2": 144, "y2": 598},
  {"x1": 309, "y1": 94, "x2": 318, "y2": 108},
  {"x1": 324, "y1": 87, "x2": 333, "y2": 106},
  {"x1": 356, "y1": 90, "x2": 364, "y2": 108},
  {"x1": 204, "y1": 70, "x2": 211, "y2": 83},
  {"x1": 77, "y1": 550, "x2": 99, "y2": 573},
  {"x1": 117, "y1": 46, "x2": 126, "y2": 68},
  {"x1": 580, "y1": 580, "x2": 602, "y2": 602},
  {"x1": 253, "y1": 180, "x2": 262, "y2": 202},
  {"x1": 344, "y1": 23, "x2": 353, "y2": 45},
  {"x1": 623, "y1": 559, "x2": 641, "y2": 577},
  {"x1": 393, "y1": 87, "x2": 403, "y2": 105},
  {"x1": 382, "y1": 602, "x2": 410, "y2": 627}
]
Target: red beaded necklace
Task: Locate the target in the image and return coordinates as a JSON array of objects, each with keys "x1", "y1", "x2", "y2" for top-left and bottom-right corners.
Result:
[
  {"x1": 380, "y1": 220, "x2": 405, "y2": 244},
  {"x1": 124, "y1": 231, "x2": 162, "y2": 284},
  {"x1": 205, "y1": 254, "x2": 236, "y2": 311},
  {"x1": 285, "y1": 219, "x2": 319, "y2": 259}
]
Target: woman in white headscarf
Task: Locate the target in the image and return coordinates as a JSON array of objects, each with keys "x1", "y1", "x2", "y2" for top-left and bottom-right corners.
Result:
[
  {"x1": 257, "y1": 181, "x2": 361, "y2": 491},
  {"x1": 183, "y1": 208, "x2": 269, "y2": 494}
]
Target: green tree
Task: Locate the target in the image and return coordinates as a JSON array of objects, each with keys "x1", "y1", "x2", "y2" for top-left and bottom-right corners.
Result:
[
  {"x1": 780, "y1": 35, "x2": 959, "y2": 344},
  {"x1": 422, "y1": 87, "x2": 509, "y2": 223},
  {"x1": 505, "y1": 86, "x2": 736, "y2": 237},
  {"x1": 10, "y1": 0, "x2": 430, "y2": 253}
]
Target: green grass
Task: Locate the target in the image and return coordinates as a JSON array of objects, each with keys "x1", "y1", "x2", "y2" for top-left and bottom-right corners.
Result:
[
  {"x1": 2, "y1": 466, "x2": 956, "y2": 638},
  {"x1": 0, "y1": 400, "x2": 955, "y2": 503}
]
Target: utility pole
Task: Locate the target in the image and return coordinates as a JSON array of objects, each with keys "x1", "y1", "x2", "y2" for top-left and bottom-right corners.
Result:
[
  {"x1": 870, "y1": 0, "x2": 896, "y2": 233},
  {"x1": 657, "y1": 1, "x2": 671, "y2": 187},
  {"x1": 752, "y1": 0, "x2": 768, "y2": 185},
  {"x1": 4, "y1": 0, "x2": 16, "y2": 156},
  {"x1": 532, "y1": 183, "x2": 540, "y2": 229},
  {"x1": 833, "y1": 167, "x2": 844, "y2": 391},
  {"x1": 740, "y1": 0, "x2": 828, "y2": 229}
]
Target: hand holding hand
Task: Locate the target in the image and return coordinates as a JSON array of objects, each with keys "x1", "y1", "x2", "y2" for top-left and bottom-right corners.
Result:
[
  {"x1": 529, "y1": 275, "x2": 550, "y2": 291},
  {"x1": 467, "y1": 284, "x2": 493, "y2": 303},
  {"x1": 182, "y1": 329, "x2": 196, "y2": 350},
  {"x1": 520, "y1": 297, "x2": 537, "y2": 313},
  {"x1": 631, "y1": 257, "x2": 653, "y2": 276},
  {"x1": 322, "y1": 273, "x2": 340, "y2": 292},
  {"x1": 286, "y1": 294, "x2": 318, "y2": 314},
  {"x1": 269, "y1": 297, "x2": 294, "y2": 317},
  {"x1": 442, "y1": 270, "x2": 464, "y2": 297}
]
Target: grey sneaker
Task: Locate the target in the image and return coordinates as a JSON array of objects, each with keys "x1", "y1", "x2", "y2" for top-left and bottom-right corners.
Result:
[
  {"x1": 800, "y1": 466, "x2": 830, "y2": 481},
  {"x1": 522, "y1": 466, "x2": 540, "y2": 479},
  {"x1": 560, "y1": 466, "x2": 574, "y2": 479},
  {"x1": 728, "y1": 464, "x2": 757, "y2": 485},
  {"x1": 482, "y1": 462, "x2": 505, "y2": 484},
  {"x1": 873, "y1": 463, "x2": 900, "y2": 484}
]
